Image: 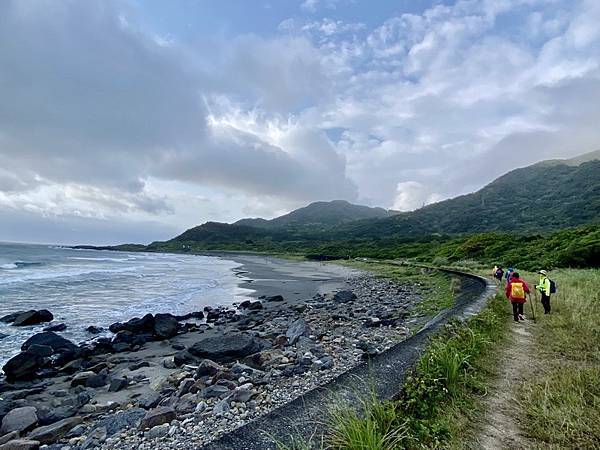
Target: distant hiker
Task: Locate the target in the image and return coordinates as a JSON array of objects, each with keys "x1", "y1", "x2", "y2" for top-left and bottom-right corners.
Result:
[
  {"x1": 535, "y1": 269, "x2": 554, "y2": 314},
  {"x1": 493, "y1": 265, "x2": 504, "y2": 282},
  {"x1": 505, "y1": 267, "x2": 514, "y2": 284},
  {"x1": 505, "y1": 272, "x2": 530, "y2": 322}
]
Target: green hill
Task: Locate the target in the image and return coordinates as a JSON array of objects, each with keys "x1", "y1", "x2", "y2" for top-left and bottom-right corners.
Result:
[
  {"x1": 342, "y1": 158, "x2": 600, "y2": 238},
  {"x1": 147, "y1": 152, "x2": 600, "y2": 260},
  {"x1": 234, "y1": 200, "x2": 395, "y2": 230}
]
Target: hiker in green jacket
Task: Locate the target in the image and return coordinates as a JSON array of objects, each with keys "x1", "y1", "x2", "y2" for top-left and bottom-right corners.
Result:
[{"x1": 536, "y1": 269, "x2": 552, "y2": 314}]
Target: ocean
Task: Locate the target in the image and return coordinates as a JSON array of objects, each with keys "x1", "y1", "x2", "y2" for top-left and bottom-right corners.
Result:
[{"x1": 0, "y1": 242, "x2": 252, "y2": 367}]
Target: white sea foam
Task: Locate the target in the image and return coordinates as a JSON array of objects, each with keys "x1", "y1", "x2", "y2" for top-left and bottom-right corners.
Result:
[{"x1": 1, "y1": 263, "x2": 18, "y2": 269}]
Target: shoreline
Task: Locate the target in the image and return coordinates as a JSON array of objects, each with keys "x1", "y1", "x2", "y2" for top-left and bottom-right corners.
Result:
[{"x1": 0, "y1": 256, "x2": 426, "y2": 450}]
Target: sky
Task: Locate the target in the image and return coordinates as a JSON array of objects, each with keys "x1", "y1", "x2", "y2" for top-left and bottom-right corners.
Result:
[{"x1": 1, "y1": 0, "x2": 600, "y2": 245}]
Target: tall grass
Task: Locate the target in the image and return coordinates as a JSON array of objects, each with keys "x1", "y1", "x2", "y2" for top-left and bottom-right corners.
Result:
[
  {"x1": 518, "y1": 269, "x2": 600, "y2": 448},
  {"x1": 318, "y1": 292, "x2": 509, "y2": 450}
]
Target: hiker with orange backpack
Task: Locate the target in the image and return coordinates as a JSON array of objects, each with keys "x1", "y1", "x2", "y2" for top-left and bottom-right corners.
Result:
[{"x1": 505, "y1": 272, "x2": 530, "y2": 322}]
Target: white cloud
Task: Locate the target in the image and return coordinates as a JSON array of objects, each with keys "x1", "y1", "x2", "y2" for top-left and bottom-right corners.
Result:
[{"x1": 2, "y1": 0, "x2": 600, "y2": 243}]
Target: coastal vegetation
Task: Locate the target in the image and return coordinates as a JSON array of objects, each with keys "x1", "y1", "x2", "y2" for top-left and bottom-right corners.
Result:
[{"x1": 303, "y1": 267, "x2": 599, "y2": 449}]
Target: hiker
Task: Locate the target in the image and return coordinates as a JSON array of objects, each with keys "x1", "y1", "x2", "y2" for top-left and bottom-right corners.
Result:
[
  {"x1": 493, "y1": 265, "x2": 504, "y2": 282},
  {"x1": 535, "y1": 269, "x2": 553, "y2": 314},
  {"x1": 504, "y1": 267, "x2": 514, "y2": 284},
  {"x1": 505, "y1": 271, "x2": 530, "y2": 322}
]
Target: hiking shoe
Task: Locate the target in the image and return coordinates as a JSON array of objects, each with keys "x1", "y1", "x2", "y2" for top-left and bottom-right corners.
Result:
[{"x1": 518, "y1": 314, "x2": 525, "y2": 321}]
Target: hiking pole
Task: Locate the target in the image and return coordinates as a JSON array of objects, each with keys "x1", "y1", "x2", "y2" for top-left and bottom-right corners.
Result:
[{"x1": 531, "y1": 290, "x2": 537, "y2": 321}]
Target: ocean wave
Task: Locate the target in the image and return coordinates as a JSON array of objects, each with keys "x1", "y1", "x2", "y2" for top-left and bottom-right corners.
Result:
[
  {"x1": 68, "y1": 256, "x2": 130, "y2": 262},
  {"x1": 1, "y1": 261, "x2": 43, "y2": 270},
  {"x1": 0, "y1": 266, "x2": 140, "y2": 285}
]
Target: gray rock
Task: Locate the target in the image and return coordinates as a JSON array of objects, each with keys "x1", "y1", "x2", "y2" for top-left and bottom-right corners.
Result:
[
  {"x1": 200, "y1": 385, "x2": 230, "y2": 399},
  {"x1": 108, "y1": 377, "x2": 128, "y2": 393},
  {"x1": 212, "y1": 399, "x2": 230, "y2": 416},
  {"x1": 2, "y1": 353, "x2": 42, "y2": 381},
  {"x1": 153, "y1": 314, "x2": 178, "y2": 340},
  {"x1": 196, "y1": 359, "x2": 223, "y2": 377},
  {"x1": 228, "y1": 388, "x2": 253, "y2": 403},
  {"x1": 85, "y1": 374, "x2": 108, "y2": 389},
  {"x1": 26, "y1": 417, "x2": 82, "y2": 445},
  {"x1": 136, "y1": 392, "x2": 161, "y2": 409},
  {"x1": 333, "y1": 290, "x2": 357, "y2": 303},
  {"x1": 0, "y1": 312, "x2": 26, "y2": 324},
  {"x1": 139, "y1": 407, "x2": 176, "y2": 430},
  {"x1": 177, "y1": 378, "x2": 195, "y2": 397},
  {"x1": 70, "y1": 372, "x2": 96, "y2": 388},
  {"x1": 24, "y1": 345, "x2": 53, "y2": 358},
  {"x1": 162, "y1": 357, "x2": 177, "y2": 369},
  {"x1": 12, "y1": 310, "x2": 53, "y2": 327},
  {"x1": 188, "y1": 333, "x2": 268, "y2": 363},
  {"x1": 21, "y1": 332, "x2": 77, "y2": 354},
  {"x1": 42, "y1": 323, "x2": 66, "y2": 332},
  {"x1": 0, "y1": 432, "x2": 18, "y2": 446},
  {"x1": 91, "y1": 408, "x2": 145, "y2": 436},
  {"x1": 144, "y1": 423, "x2": 169, "y2": 439},
  {"x1": 285, "y1": 318, "x2": 310, "y2": 345},
  {"x1": 0, "y1": 407, "x2": 38, "y2": 435},
  {"x1": 0, "y1": 439, "x2": 40, "y2": 450}
]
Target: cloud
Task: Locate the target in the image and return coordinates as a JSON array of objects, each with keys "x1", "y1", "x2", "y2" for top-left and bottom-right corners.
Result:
[
  {"x1": 2, "y1": 0, "x2": 600, "y2": 244},
  {"x1": 392, "y1": 181, "x2": 442, "y2": 211},
  {"x1": 0, "y1": 0, "x2": 358, "y2": 243}
]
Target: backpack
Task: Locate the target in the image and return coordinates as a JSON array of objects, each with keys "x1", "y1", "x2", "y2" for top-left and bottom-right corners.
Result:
[
  {"x1": 549, "y1": 279, "x2": 557, "y2": 294},
  {"x1": 510, "y1": 282, "x2": 525, "y2": 299}
]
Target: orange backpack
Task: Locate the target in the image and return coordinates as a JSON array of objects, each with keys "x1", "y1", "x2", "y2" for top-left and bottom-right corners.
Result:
[{"x1": 511, "y1": 282, "x2": 525, "y2": 299}]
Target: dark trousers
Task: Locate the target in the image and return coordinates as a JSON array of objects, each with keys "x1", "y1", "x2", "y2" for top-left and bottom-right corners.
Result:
[
  {"x1": 512, "y1": 302, "x2": 524, "y2": 321},
  {"x1": 541, "y1": 293, "x2": 551, "y2": 314}
]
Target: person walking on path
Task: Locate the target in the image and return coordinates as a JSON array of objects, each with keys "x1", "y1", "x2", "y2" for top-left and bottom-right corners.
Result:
[
  {"x1": 536, "y1": 269, "x2": 552, "y2": 314},
  {"x1": 504, "y1": 267, "x2": 514, "y2": 285},
  {"x1": 505, "y1": 272, "x2": 530, "y2": 322}
]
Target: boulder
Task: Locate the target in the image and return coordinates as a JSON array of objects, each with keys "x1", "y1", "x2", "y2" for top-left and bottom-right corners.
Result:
[
  {"x1": 139, "y1": 407, "x2": 176, "y2": 430},
  {"x1": 86, "y1": 326, "x2": 104, "y2": 334},
  {"x1": 0, "y1": 312, "x2": 27, "y2": 324},
  {"x1": 0, "y1": 440, "x2": 40, "y2": 450},
  {"x1": 0, "y1": 432, "x2": 18, "y2": 446},
  {"x1": 265, "y1": 295, "x2": 284, "y2": 302},
  {"x1": 200, "y1": 385, "x2": 230, "y2": 399},
  {"x1": 195, "y1": 359, "x2": 223, "y2": 377},
  {"x1": 42, "y1": 323, "x2": 66, "y2": 332},
  {"x1": 285, "y1": 318, "x2": 310, "y2": 345},
  {"x1": 2, "y1": 353, "x2": 42, "y2": 381},
  {"x1": 188, "y1": 333, "x2": 268, "y2": 363},
  {"x1": 70, "y1": 371, "x2": 96, "y2": 387},
  {"x1": 0, "y1": 407, "x2": 38, "y2": 435},
  {"x1": 109, "y1": 314, "x2": 155, "y2": 334},
  {"x1": 144, "y1": 423, "x2": 169, "y2": 439},
  {"x1": 247, "y1": 301, "x2": 263, "y2": 311},
  {"x1": 91, "y1": 408, "x2": 145, "y2": 436},
  {"x1": 111, "y1": 331, "x2": 134, "y2": 344},
  {"x1": 12, "y1": 311, "x2": 53, "y2": 327},
  {"x1": 333, "y1": 290, "x2": 357, "y2": 303},
  {"x1": 137, "y1": 392, "x2": 161, "y2": 410},
  {"x1": 24, "y1": 345, "x2": 53, "y2": 358},
  {"x1": 174, "y1": 311, "x2": 204, "y2": 321},
  {"x1": 108, "y1": 377, "x2": 128, "y2": 393},
  {"x1": 85, "y1": 374, "x2": 108, "y2": 388},
  {"x1": 21, "y1": 332, "x2": 77, "y2": 354},
  {"x1": 173, "y1": 350, "x2": 199, "y2": 367},
  {"x1": 227, "y1": 387, "x2": 253, "y2": 403},
  {"x1": 153, "y1": 314, "x2": 178, "y2": 340},
  {"x1": 26, "y1": 417, "x2": 82, "y2": 445}
]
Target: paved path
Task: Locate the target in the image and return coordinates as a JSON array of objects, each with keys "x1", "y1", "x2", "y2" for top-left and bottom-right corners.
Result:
[{"x1": 203, "y1": 269, "x2": 497, "y2": 450}]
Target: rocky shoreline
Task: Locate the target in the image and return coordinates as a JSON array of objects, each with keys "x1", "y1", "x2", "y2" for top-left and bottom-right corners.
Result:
[{"x1": 0, "y1": 261, "x2": 436, "y2": 450}]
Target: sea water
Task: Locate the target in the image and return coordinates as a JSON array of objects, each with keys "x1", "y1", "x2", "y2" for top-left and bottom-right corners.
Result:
[{"x1": 0, "y1": 242, "x2": 252, "y2": 367}]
